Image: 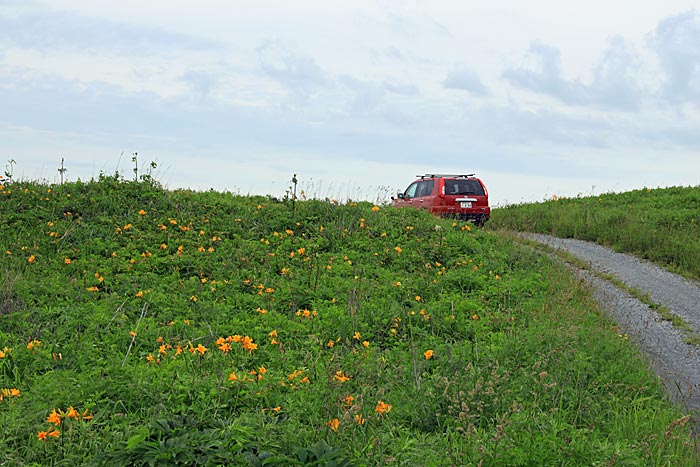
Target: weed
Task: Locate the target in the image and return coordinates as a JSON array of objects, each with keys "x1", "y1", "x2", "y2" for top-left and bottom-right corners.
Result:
[
  {"x1": 0, "y1": 171, "x2": 697, "y2": 465},
  {"x1": 489, "y1": 186, "x2": 700, "y2": 280}
]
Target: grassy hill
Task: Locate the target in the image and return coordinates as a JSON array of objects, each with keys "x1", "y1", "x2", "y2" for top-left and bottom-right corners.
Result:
[
  {"x1": 0, "y1": 175, "x2": 697, "y2": 466},
  {"x1": 488, "y1": 186, "x2": 700, "y2": 280}
]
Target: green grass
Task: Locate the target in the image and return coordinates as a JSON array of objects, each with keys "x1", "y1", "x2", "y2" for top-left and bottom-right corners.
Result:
[
  {"x1": 514, "y1": 235, "x2": 700, "y2": 347},
  {"x1": 488, "y1": 186, "x2": 700, "y2": 280},
  {"x1": 0, "y1": 175, "x2": 697, "y2": 466}
]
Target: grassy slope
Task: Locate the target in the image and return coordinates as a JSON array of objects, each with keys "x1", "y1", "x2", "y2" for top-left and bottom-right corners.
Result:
[
  {"x1": 0, "y1": 177, "x2": 697, "y2": 466},
  {"x1": 488, "y1": 186, "x2": 700, "y2": 280}
]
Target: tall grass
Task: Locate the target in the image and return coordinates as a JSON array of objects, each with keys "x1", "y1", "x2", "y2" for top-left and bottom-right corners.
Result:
[
  {"x1": 0, "y1": 176, "x2": 697, "y2": 466},
  {"x1": 488, "y1": 186, "x2": 700, "y2": 280}
]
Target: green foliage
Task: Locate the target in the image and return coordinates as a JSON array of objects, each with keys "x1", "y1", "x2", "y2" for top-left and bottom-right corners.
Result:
[
  {"x1": 0, "y1": 176, "x2": 697, "y2": 466},
  {"x1": 489, "y1": 186, "x2": 700, "y2": 279}
]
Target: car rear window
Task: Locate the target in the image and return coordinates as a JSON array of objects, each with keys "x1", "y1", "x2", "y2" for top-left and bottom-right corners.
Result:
[{"x1": 444, "y1": 179, "x2": 484, "y2": 196}]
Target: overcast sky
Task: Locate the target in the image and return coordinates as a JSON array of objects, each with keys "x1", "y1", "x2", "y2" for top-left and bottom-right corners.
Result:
[{"x1": 1, "y1": 1, "x2": 699, "y2": 205}]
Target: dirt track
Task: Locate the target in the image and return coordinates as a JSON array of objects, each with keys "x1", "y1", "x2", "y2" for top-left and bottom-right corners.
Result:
[{"x1": 523, "y1": 233, "x2": 700, "y2": 415}]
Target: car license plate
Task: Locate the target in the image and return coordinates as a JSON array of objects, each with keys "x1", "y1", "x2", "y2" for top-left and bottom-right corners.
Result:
[{"x1": 460, "y1": 201, "x2": 472, "y2": 208}]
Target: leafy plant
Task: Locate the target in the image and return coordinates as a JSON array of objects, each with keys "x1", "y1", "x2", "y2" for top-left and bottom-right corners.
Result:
[{"x1": 0, "y1": 169, "x2": 697, "y2": 466}]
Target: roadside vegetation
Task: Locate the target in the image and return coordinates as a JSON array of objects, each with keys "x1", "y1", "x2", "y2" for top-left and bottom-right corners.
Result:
[
  {"x1": 1, "y1": 170, "x2": 698, "y2": 466},
  {"x1": 488, "y1": 186, "x2": 700, "y2": 280}
]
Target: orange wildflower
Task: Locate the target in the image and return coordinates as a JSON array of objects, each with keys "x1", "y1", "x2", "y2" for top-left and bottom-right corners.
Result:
[
  {"x1": 326, "y1": 418, "x2": 340, "y2": 432},
  {"x1": 47, "y1": 429, "x2": 60, "y2": 438},
  {"x1": 424, "y1": 349, "x2": 434, "y2": 360},
  {"x1": 65, "y1": 406, "x2": 80, "y2": 420},
  {"x1": 334, "y1": 371, "x2": 350, "y2": 383},
  {"x1": 241, "y1": 336, "x2": 257, "y2": 353},
  {"x1": 46, "y1": 409, "x2": 62, "y2": 425},
  {"x1": 27, "y1": 340, "x2": 41, "y2": 350},
  {"x1": 375, "y1": 401, "x2": 392, "y2": 414},
  {"x1": 37, "y1": 431, "x2": 48, "y2": 441}
]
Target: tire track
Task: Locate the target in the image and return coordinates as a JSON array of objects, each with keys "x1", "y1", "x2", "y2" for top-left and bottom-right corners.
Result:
[{"x1": 524, "y1": 233, "x2": 700, "y2": 414}]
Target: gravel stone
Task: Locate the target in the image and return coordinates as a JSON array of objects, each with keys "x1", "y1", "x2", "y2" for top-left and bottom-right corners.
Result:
[{"x1": 524, "y1": 233, "x2": 700, "y2": 413}]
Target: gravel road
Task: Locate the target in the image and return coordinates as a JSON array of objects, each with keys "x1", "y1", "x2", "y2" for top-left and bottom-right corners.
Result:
[{"x1": 523, "y1": 233, "x2": 700, "y2": 414}]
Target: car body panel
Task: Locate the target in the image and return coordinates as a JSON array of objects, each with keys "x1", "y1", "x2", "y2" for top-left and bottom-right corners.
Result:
[{"x1": 392, "y1": 174, "x2": 491, "y2": 225}]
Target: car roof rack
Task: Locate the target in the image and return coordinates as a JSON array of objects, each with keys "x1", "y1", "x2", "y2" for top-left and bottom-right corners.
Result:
[{"x1": 416, "y1": 174, "x2": 476, "y2": 179}]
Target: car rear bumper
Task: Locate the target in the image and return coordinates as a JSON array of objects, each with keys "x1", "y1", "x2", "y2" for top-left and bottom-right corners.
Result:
[{"x1": 432, "y1": 206, "x2": 489, "y2": 222}]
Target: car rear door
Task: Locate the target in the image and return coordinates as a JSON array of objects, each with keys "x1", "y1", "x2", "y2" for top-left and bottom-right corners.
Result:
[
  {"x1": 442, "y1": 179, "x2": 488, "y2": 213},
  {"x1": 415, "y1": 179, "x2": 435, "y2": 211}
]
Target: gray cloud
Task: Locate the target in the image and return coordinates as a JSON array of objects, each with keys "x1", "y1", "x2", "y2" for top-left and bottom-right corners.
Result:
[
  {"x1": 0, "y1": 9, "x2": 221, "y2": 55},
  {"x1": 503, "y1": 40, "x2": 643, "y2": 111},
  {"x1": 588, "y1": 37, "x2": 643, "y2": 111},
  {"x1": 471, "y1": 106, "x2": 612, "y2": 148},
  {"x1": 257, "y1": 40, "x2": 327, "y2": 92},
  {"x1": 383, "y1": 11, "x2": 452, "y2": 39},
  {"x1": 503, "y1": 42, "x2": 589, "y2": 104},
  {"x1": 380, "y1": 46, "x2": 407, "y2": 61},
  {"x1": 647, "y1": 10, "x2": 700, "y2": 102},
  {"x1": 443, "y1": 67, "x2": 489, "y2": 96},
  {"x1": 382, "y1": 81, "x2": 420, "y2": 96},
  {"x1": 336, "y1": 75, "x2": 384, "y2": 116},
  {"x1": 179, "y1": 70, "x2": 218, "y2": 99}
]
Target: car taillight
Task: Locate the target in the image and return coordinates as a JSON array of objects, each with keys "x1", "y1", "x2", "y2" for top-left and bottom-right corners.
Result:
[{"x1": 440, "y1": 184, "x2": 445, "y2": 198}]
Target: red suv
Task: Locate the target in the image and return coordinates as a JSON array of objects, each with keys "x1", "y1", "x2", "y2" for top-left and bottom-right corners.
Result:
[{"x1": 392, "y1": 174, "x2": 491, "y2": 226}]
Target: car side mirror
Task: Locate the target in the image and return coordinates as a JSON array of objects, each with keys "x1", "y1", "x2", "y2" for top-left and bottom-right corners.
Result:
[{"x1": 396, "y1": 192, "x2": 405, "y2": 199}]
